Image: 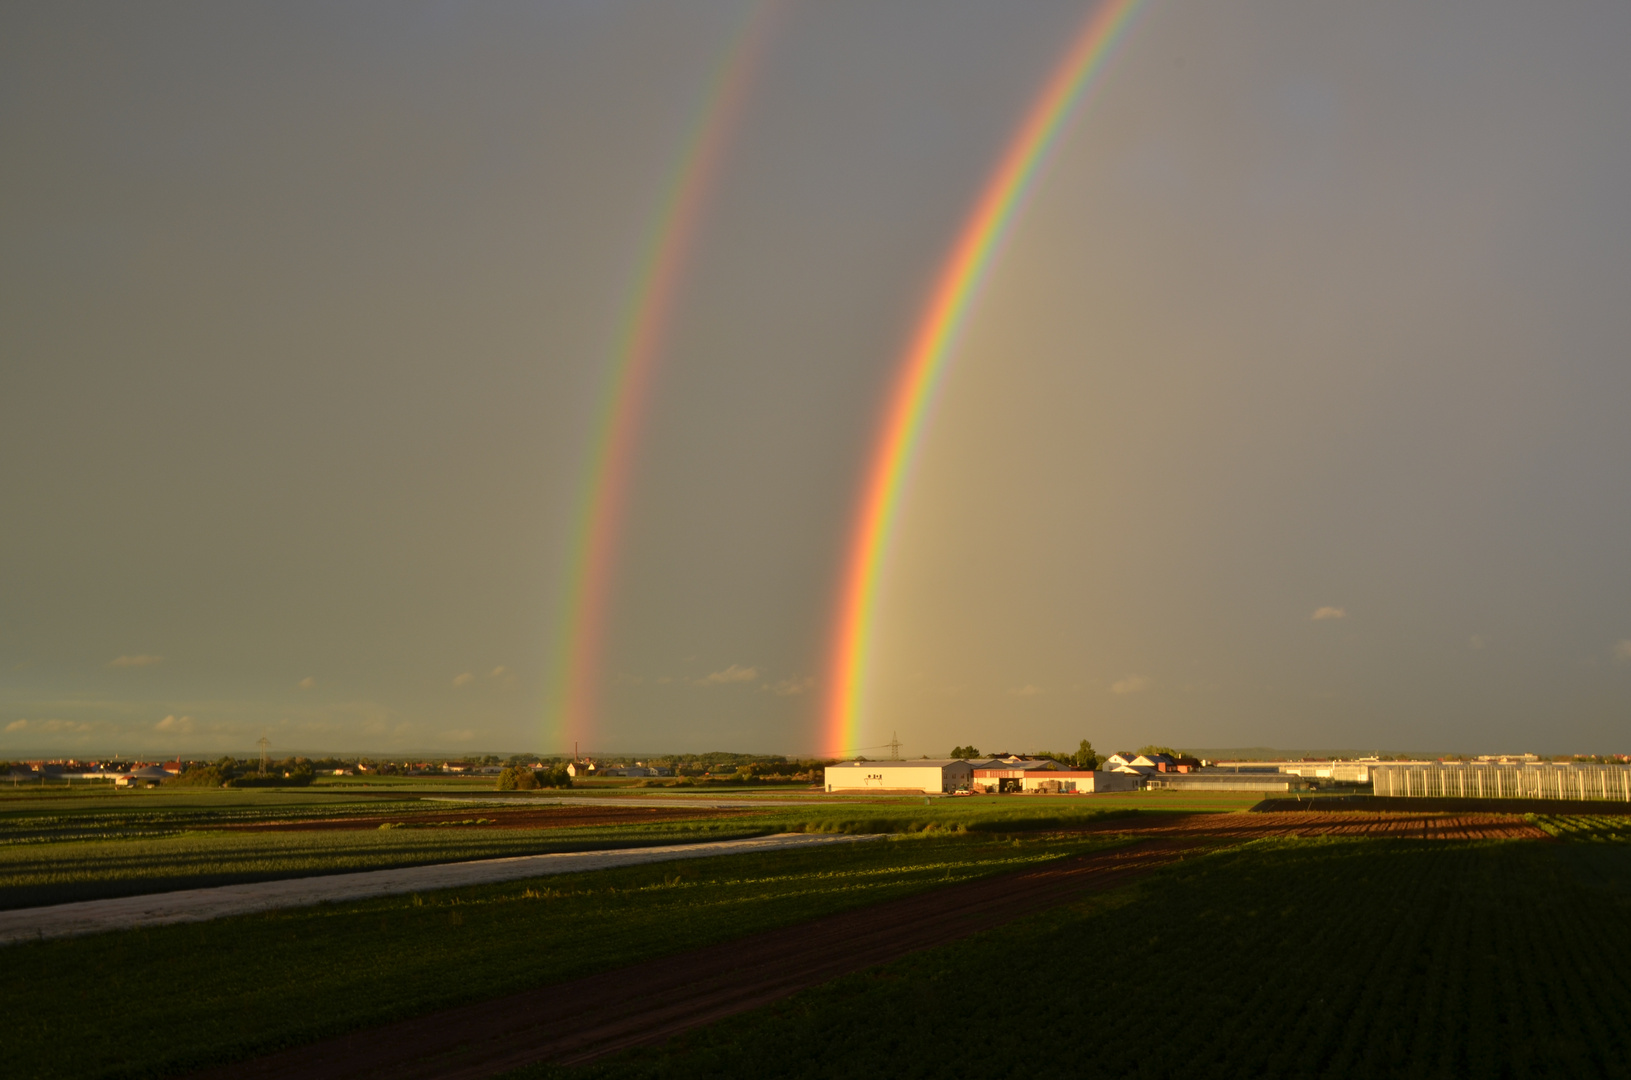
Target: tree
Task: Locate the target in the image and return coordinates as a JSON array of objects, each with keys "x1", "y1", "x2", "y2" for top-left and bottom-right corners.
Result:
[
  {"x1": 1073, "y1": 739, "x2": 1100, "y2": 770},
  {"x1": 536, "y1": 765, "x2": 572, "y2": 788},
  {"x1": 950, "y1": 745, "x2": 981, "y2": 759},
  {"x1": 496, "y1": 766, "x2": 539, "y2": 791},
  {"x1": 1137, "y1": 744, "x2": 1183, "y2": 760}
]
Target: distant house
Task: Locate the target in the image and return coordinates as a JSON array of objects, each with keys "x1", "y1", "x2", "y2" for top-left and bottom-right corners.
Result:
[
  {"x1": 969, "y1": 758, "x2": 1065, "y2": 794},
  {"x1": 565, "y1": 761, "x2": 594, "y2": 777},
  {"x1": 1019, "y1": 770, "x2": 1141, "y2": 794},
  {"x1": 1103, "y1": 754, "x2": 1173, "y2": 776},
  {"x1": 114, "y1": 765, "x2": 172, "y2": 788}
]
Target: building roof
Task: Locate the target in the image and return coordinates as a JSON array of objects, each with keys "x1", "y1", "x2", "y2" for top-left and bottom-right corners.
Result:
[
  {"x1": 826, "y1": 759, "x2": 973, "y2": 769},
  {"x1": 971, "y1": 757, "x2": 1062, "y2": 771}
]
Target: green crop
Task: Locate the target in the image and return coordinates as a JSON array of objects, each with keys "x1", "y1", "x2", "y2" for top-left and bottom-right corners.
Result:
[{"x1": 553, "y1": 838, "x2": 1631, "y2": 1080}]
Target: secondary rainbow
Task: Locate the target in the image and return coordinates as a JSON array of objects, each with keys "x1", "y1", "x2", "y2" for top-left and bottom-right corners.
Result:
[
  {"x1": 548, "y1": 5, "x2": 779, "y2": 752},
  {"x1": 823, "y1": 0, "x2": 1145, "y2": 756}
]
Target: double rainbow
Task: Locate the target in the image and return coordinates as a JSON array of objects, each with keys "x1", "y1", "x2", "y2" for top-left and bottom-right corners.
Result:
[
  {"x1": 822, "y1": 0, "x2": 1145, "y2": 756},
  {"x1": 547, "y1": 5, "x2": 780, "y2": 751}
]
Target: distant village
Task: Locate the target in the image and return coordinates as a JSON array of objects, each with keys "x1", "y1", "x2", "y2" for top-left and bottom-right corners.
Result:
[
  {"x1": 0, "y1": 752, "x2": 832, "y2": 788},
  {"x1": 4, "y1": 746, "x2": 1625, "y2": 792}
]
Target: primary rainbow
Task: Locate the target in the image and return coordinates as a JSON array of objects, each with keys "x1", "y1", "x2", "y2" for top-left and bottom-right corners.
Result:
[
  {"x1": 822, "y1": 0, "x2": 1145, "y2": 756},
  {"x1": 548, "y1": 4, "x2": 779, "y2": 752}
]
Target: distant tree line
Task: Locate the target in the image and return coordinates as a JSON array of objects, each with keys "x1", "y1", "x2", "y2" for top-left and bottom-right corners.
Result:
[
  {"x1": 496, "y1": 764, "x2": 572, "y2": 790},
  {"x1": 166, "y1": 757, "x2": 315, "y2": 788}
]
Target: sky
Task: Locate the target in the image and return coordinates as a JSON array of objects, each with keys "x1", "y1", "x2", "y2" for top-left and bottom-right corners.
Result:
[{"x1": 4, "y1": 0, "x2": 1631, "y2": 759}]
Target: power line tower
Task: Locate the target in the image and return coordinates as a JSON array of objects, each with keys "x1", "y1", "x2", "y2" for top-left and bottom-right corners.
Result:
[
  {"x1": 257, "y1": 735, "x2": 270, "y2": 774},
  {"x1": 889, "y1": 730, "x2": 901, "y2": 761}
]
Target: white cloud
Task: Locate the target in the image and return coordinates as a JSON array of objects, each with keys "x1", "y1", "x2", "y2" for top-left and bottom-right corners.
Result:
[
  {"x1": 440, "y1": 728, "x2": 477, "y2": 742},
  {"x1": 1312, "y1": 607, "x2": 1347, "y2": 621},
  {"x1": 699, "y1": 664, "x2": 758, "y2": 685},
  {"x1": 109, "y1": 654, "x2": 163, "y2": 668},
  {"x1": 1615, "y1": 640, "x2": 1631, "y2": 664},
  {"x1": 489, "y1": 666, "x2": 509, "y2": 679},
  {"x1": 764, "y1": 675, "x2": 815, "y2": 696},
  {"x1": 154, "y1": 714, "x2": 195, "y2": 734},
  {"x1": 6, "y1": 718, "x2": 93, "y2": 734},
  {"x1": 451, "y1": 672, "x2": 474, "y2": 687},
  {"x1": 1008, "y1": 684, "x2": 1043, "y2": 697},
  {"x1": 1111, "y1": 674, "x2": 1153, "y2": 695},
  {"x1": 1468, "y1": 635, "x2": 1486, "y2": 651},
  {"x1": 297, "y1": 676, "x2": 316, "y2": 690}
]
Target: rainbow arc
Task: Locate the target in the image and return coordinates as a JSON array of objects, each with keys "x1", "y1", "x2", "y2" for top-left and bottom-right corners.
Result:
[{"x1": 822, "y1": 0, "x2": 1145, "y2": 755}]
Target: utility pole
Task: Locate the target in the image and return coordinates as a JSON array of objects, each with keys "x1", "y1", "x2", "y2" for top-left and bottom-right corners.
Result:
[
  {"x1": 257, "y1": 735, "x2": 270, "y2": 773},
  {"x1": 889, "y1": 731, "x2": 901, "y2": 761}
]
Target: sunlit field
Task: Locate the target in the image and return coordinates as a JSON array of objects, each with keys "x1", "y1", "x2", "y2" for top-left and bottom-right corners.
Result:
[{"x1": 0, "y1": 784, "x2": 1162, "y2": 908}]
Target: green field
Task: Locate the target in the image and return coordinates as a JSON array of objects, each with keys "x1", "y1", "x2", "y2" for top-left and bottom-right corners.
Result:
[
  {"x1": 1, "y1": 831, "x2": 1124, "y2": 1080},
  {"x1": 550, "y1": 836, "x2": 1631, "y2": 1080},
  {"x1": 6, "y1": 782, "x2": 1626, "y2": 1078},
  {"x1": 0, "y1": 817, "x2": 781, "y2": 909},
  {"x1": 0, "y1": 787, "x2": 1166, "y2": 908}
]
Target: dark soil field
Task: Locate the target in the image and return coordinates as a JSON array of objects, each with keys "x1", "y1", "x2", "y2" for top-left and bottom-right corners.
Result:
[
  {"x1": 220, "y1": 805, "x2": 755, "y2": 832},
  {"x1": 1087, "y1": 809, "x2": 1548, "y2": 841},
  {"x1": 1256, "y1": 794, "x2": 1631, "y2": 816}
]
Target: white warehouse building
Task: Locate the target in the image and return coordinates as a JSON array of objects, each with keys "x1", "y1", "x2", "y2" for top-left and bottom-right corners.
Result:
[{"x1": 824, "y1": 759, "x2": 974, "y2": 794}]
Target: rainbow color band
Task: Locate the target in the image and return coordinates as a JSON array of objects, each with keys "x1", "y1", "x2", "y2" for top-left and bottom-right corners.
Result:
[
  {"x1": 548, "y1": 5, "x2": 780, "y2": 752},
  {"x1": 823, "y1": 0, "x2": 1145, "y2": 755}
]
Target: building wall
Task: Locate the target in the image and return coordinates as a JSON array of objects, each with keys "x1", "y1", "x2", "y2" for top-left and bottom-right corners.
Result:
[
  {"x1": 1372, "y1": 763, "x2": 1631, "y2": 802},
  {"x1": 824, "y1": 763, "x2": 971, "y2": 794},
  {"x1": 1144, "y1": 777, "x2": 1295, "y2": 792},
  {"x1": 1019, "y1": 771, "x2": 1140, "y2": 793}
]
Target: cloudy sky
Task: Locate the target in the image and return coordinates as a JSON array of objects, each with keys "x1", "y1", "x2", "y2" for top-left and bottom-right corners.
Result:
[{"x1": 4, "y1": 0, "x2": 1630, "y2": 758}]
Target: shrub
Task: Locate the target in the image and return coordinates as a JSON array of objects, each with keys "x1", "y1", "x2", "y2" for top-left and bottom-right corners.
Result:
[
  {"x1": 165, "y1": 766, "x2": 230, "y2": 787},
  {"x1": 536, "y1": 765, "x2": 573, "y2": 788},
  {"x1": 495, "y1": 766, "x2": 540, "y2": 791}
]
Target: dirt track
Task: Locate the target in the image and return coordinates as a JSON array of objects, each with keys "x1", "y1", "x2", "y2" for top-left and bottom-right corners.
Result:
[
  {"x1": 188, "y1": 839, "x2": 1206, "y2": 1080},
  {"x1": 0, "y1": 834, "x2": 871, "y2": 946},
  {"x1": 1087, "y1": 810, "x2": 1547, "y2": 841}
]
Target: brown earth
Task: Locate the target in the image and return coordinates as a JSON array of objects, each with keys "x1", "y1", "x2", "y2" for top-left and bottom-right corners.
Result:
[
  {"x1": 220, "y1": 805, "x2": 757, "y2": 832},
  {"x1": 1254, "y1": 794, "x2": 1631, "y2": 816},
  {"x1": 186, "y1": 838, "x2": 1209, "y2": 1080},
  {"x1": 1082, "y1": 810, "x2": 1546, "y2": 841}
]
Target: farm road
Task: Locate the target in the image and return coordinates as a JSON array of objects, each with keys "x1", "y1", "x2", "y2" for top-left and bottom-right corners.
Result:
[
  {"x1": 0, "y1": 833, "x2": 877, "y2": 946},
  {"x1": 189, "y1": 837, "x2": 1206, "y2": 1080}
]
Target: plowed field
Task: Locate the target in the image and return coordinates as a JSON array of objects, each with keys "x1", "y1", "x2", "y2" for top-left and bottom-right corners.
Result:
[
  {"x1": 221, "y1": 805, "x2": 753, "y2": 832},
  {"x1": 1082, "y1": 810, "x2": 1546, "y2": 841}
]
